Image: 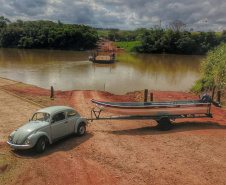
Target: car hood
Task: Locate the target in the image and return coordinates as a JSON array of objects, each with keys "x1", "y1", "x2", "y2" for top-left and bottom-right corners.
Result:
[{"x1": 12, "y1": 121, "x2": 49, "y2": 145}]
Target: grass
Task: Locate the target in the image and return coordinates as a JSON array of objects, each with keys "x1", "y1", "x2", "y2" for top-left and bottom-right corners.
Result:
[
  {"x1": 191, "y1": 79, "x2": 204, "y2": 93},
  {"x1": 16, "y1": 83, "x2": 30, "y2": 88},
  {"x1": 191, "y1": 32, "x2": 222, "y2": 36},
  {"x1": 113, "y1": 41, "x2": 141, "y2": 52},
  {"x1": 97, "y1": 30, "x2": 109, "y2": 36},
  {"x1": 191, "y1": 43, "x2": 226, "y2": 106}
]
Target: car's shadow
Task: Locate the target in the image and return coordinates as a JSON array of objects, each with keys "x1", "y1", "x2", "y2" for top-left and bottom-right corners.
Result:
[
  {"x1": 109, "y1": 121, "x2": 226, "y2": 136},
  {"x1": 10, "y1": 132, "x2": 93, "y2": 158}
]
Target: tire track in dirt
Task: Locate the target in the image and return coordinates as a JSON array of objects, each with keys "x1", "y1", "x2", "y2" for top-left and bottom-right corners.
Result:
[
  {"x1": 69, "y1": 90, "x2": 90, "y2": 117},
  {"x1": 69, "y1": 90, "x2": 132, "y2": 184},
  {"x1": 69, "y1": 90, "x2": 156, "y2": 184}
]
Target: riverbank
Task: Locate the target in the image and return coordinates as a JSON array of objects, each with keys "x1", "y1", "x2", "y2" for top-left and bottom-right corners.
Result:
[
  {"x1": 97, "y1": 41, "x2": 125, "y2": 52},
  {"x1": 0, "y1": 78, "x2": 208, "y2": 107},
  {"x1": 1, "y1": 77, "x2": 225, "y2": 108},
  {"x1": 1, "y1": 77, "x2": 226, "y2": 184}
]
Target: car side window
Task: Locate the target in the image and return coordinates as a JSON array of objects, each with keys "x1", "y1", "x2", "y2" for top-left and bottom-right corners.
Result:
[
  {"x1": 52, "y1": 112, "x2": 66, "y2": 123},
  {"x1": 67, "y1": 110, "x2": 77, "y2": 118}
]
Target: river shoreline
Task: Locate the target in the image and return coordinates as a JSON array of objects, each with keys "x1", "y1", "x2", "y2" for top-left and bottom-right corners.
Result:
[
  {"x1": 0, "y1": 77, "x2": 201, "y2": 107},
  {"x1": 0, "y1": 77, "x2": 225, "y2": 108}
]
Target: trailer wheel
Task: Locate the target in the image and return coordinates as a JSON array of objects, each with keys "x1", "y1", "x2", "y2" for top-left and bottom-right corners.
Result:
[{"x1": 158, "y1": 117, "x2": 171, "y2": 131}]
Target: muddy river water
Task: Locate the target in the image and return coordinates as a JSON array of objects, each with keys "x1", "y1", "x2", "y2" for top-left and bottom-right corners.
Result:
[{"x1": 0, "y1": 48, "x2": 204, "y2": 94}]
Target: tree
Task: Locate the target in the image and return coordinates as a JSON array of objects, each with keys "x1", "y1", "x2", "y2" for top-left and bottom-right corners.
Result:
[
  {"x1": 0, "y1": 16, "x2": 10, "y2": 29},
  {"x1": 0, "y1": 27, "x2": 22, "y2": 47},
  {"x1": 220, "y1": 30, "x2": 226, "y2": 42},
  {"x1": 108, "y1": 29, "x2": 120, "y2": 41},
  {"x1": 169, "y1": 20, "x2": 186, "y2": 31},
  {"x1": 176, "y1": 31, "x2": 195, "y2": 54}
]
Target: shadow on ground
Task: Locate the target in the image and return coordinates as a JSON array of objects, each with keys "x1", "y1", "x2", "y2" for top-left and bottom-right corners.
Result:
[
  {"x1": 10, "y1": 132, "x2": 93, "y2": 158},
  {"x1": 109, "y1": 121, "x2": 226, "y2": 136}
]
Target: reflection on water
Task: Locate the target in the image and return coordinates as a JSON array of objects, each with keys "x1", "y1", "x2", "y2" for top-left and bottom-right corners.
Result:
[{"x1": 0, "y1": 48, "x2": 204, "y2": 94}]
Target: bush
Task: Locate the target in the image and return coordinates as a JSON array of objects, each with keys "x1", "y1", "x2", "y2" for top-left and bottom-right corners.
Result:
[
  {"x1": 192, "y1": 43, "x2": 226, "y2": 92},
  {"x1": 113, "y1": 41, "x2": 141, "y2": 52}
]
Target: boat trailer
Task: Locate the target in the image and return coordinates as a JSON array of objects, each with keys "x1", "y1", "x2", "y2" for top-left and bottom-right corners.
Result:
[{"x1": 87, "y1": 108, "x2": 213, "y2": 131}]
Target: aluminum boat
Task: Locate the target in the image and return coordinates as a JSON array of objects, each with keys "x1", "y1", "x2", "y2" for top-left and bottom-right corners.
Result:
[{"x1": 91, "y1": 99, "x2": 211, "y2": 116}]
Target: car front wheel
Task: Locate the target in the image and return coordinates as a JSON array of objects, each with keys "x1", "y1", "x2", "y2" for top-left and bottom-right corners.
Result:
[
  {"x1": 36, "y1": 137, "x2": 46, "y2": 153},
  {"x1": 77, "y1": 123, "x2": 86, "y2": 136}
]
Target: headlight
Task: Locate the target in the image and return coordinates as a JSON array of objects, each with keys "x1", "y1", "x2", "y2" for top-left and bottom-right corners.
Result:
[
  {"x1": 25, "y1": 138, "x2": 31, "y2": 144},
  {"x1": 8, "y1": 135, "x2": 12, "y2": 141}
]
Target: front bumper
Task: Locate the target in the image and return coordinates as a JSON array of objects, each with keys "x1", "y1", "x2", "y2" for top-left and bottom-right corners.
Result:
[{"x1": 7, "y1": 141, "x2": 32, "y2": 149}]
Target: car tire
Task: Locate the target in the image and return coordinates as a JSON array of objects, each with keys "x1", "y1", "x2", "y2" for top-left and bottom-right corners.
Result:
[
  {"x1": 36, "y1": 137, "x2": 46, "y2": 153},
  {"x1": 77, "y1": 123, "x2": 86, "y2": 136}
]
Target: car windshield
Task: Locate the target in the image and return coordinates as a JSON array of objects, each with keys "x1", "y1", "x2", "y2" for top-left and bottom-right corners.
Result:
[{"x1": 31, "y1": 112, "x2": 50, "y2": 122}]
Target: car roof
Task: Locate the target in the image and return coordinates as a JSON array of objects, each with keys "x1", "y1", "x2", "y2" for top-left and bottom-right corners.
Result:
[{"x1": 37, "y1": 106, "x2": 75, "y2": 114}]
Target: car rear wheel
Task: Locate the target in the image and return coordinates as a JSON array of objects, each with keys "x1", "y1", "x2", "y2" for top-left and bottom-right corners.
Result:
[
  {"x1": 77, "y1": 123, "x2": 86, "y2": 136},
  {"x1": 36, "y1": 137, "x2": 46, "y2": 153}
]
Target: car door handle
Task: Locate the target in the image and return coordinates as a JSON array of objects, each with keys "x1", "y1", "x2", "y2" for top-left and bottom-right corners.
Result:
[{"x1": 64, "y1": 121, "x2": 68, "y2": 124}]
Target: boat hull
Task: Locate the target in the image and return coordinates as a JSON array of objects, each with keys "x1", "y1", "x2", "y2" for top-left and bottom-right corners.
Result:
[
  {"x1": 91, "y1": 99, "x2": 211, "y2": 116},
  {"x1": 89, "y1": 55, "x2": 115, "y2": 64},
  {"x1": 92, "y1": 60, "x2": 114, "y2": 64}
]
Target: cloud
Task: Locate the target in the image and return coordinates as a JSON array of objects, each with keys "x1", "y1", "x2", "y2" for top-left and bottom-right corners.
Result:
[{"x1": 0, "y1": 0, "x2": 226, "y2": 31}]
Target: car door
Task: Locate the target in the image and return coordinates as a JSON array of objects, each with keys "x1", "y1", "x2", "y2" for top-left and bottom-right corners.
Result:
[
  {"x1": 51, "y1": 111, "x2": 68, "y2": 140},
  {"x1": 67, "y1": 110, "x2": 79, "y2": 134}
]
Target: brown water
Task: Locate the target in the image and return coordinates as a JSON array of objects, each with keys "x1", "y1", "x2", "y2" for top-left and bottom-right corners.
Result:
[{"x1": 0, "y1": 48, "x2": 204, "y2": 94}]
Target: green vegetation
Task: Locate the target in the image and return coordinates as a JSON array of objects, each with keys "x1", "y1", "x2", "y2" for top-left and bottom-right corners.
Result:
[
  {"x1": 1, "y1": 16, "x2": 226, "y2": 55},
  {"x1": 192, "y1": 43, "x2": 226, "y2": 94},
  {"x1": 97, "y1": 30, "x2": 109, "y2": 36},
  {"x1": 113, "y1": 41, "x2": 141, "y2": 52},
  {"x1": 0, "y1": 16, "x2": 98, "y2": 50},
  {"x1": 109, "y1": 28, "x2": 226, "y2": 55}
]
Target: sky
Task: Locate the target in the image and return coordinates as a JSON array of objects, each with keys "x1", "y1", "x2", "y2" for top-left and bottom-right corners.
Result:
[{"x1": 0, "y1": 0, "x2": 226, "y2": 31}]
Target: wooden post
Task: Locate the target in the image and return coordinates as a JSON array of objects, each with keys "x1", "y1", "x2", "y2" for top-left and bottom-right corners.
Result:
[
  {"x1": 50, "y1": 86, "x2": 54, "y2": 99},
  {"x1": 150, "y1": 93, "x2": 153, "y2": 102},
  {"x1": 212, "y1": 86, "x2": 216, "y2": 101},
  {"x1": 217, "y1": 91, "x2": 221, "y2": 103},
  {"x1": 144, "y1": 89, "x2": 148, "y2": 102}
]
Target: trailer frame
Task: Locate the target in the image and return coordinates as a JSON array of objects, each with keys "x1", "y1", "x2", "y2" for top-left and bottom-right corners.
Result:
[{"x1": 87, "y1": 108, "x2": 213, "y2": 131}]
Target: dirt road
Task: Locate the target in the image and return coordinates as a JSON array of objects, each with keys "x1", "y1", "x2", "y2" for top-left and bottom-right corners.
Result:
[
  {"x1": 98, "y1": 41, "x2": 123, "y2": 52},
  {"x1": 1, "y1": 79, "x2": 226, "y2": 184}
]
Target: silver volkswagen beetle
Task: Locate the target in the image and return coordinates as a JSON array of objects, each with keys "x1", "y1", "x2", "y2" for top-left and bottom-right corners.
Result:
[{"x1": 7, "y1": 106, "x2": 88, "y2": 153}]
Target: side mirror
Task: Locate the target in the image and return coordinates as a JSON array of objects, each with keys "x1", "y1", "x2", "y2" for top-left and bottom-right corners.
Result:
[{"x1": 51, "y1": 120, "x2": 55, "y2": 124}]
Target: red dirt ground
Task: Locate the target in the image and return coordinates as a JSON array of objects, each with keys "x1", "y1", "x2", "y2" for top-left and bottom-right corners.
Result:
[
  {"x1": 98, "y1": 41, "x2": 124, "y2": 52},
  {"x1": 1, "y1": 82, "x2": 226, "y2": 185}
]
